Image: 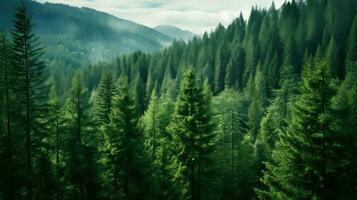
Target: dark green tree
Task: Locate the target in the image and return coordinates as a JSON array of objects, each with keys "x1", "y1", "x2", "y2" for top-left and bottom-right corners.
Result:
[
  {"x1": 96, "y1": 72, "x2": 117, "y2": 125},
  {"x1": 10, "y1": 3, "x2": 51, "y2": 199},
  {"x1": 102, "y1": 76, "x2": 157, "y2": 200},
  {"x1": 258, "y1": 59, "x2": 336, "y2": 200},
  {"x1": 64, "y1": 73, "x2": 99, "y2": 200},
  {"x1": 168, "y1": 69, "x2": 215, "y2": 200},
  {"x1": 0, "y1": 32, "x2": 16, "y2": 200}
]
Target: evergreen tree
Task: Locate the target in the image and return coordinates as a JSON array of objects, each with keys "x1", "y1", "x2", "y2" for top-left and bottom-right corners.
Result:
[
  {"x1": 64, "y1": 73, "x2": 99, "y2": 200},
  {"x1": 96, "y1": 72, "x2": 116, "y2": 125},
  {"x1": 0, "y1": 32, "x2": 16, "y2": 200},
  {"x1": 247, "y1": 65, "x2": 267, "y2": 138},
  {"x1": 142, "y1": 91, "x2": 160, "y2": 157},
  {"x1": 102, "y1": 76, "x2": 157, "y2": 200},
  {"x1": 168, "y1": 69, "x2": 215, "y2": 200},
  {"x1": 225, "y1": 46, "x2": 245, "y2": 90},
  {"x1": 258, "y1": 59, "x2": 336, "y2": 200},
  {"x1": 214, "y1": 42, "x2": 229, "y2": 94},
  {"x1": 330, "y1": 60, "x2": 357, "y2": 199},
  {"x1": 346, "y1": 16, "x2": 357, "y2": 63},
  {"x1": 48, "y1": 86, "x2": 64, "y2": 200},
  {"x1": 141, "y1": 91, "x2": 178, "y2": 199},
  {"x1": 10, "y1": 3, "x2": 51, "y2": 199},
  {"x1": 325, "y1": 37, "x2": 340, "y2": 78},
  {"x1": 133, "y1": 75, "x2": 147, "y2": 115}
]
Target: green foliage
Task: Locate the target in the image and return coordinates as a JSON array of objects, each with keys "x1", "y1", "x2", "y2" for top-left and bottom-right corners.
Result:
[
  {"x1": 0, "y1": 0, "x2": 356, "y2": 199},
  {"x1": 64, "y1": 73, "x2": 99, "y2": 199},
  {"x1": 258, "y1": 59, "x2": 337, "y2": 199},
  {"x1": 101, "y1": 76, "x2": 157, "y2": 200},
  {"x1": 9, "y1": 3, "x2": 53, "y2": 199},
  {"x1": 96, "y1": 72, "x2": 117, "y2": 125},
  {"x1": 168, "y1": 69, "x2": 215, "y2": 199}
]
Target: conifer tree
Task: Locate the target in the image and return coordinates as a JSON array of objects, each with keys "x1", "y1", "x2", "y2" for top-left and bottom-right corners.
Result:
[
  {"x1": 346, "y1": 16, "x2": 357, "y2": 63},
  {"x1": 225, "y1": 46, "x2": 245, "y2": 90},
  {"x1": 10, "y1": 3, "x2": 50, "y2": 199},
  {"x1": 142, "y1": 91, "x2": 160, "y2": 157},
  {"x1": 168, "y1": 69, "x2": 215, "y2": 200},
  {"x1": 258, "y1": 59, "x2": 336, "y2": 200},
  {"x1": 102, "y1": 76, "x2": 157, "y2": 200},
  {"x1": 247, "y1": 65, "x2": 267, "y2": 138},
  {"x1": 0, "y1": 32, "x2": 16, "y2": 200},
  {"x1": 141, "y1": 90, "x2": 178, "y2": 199},
  {"x1": 96, "y1": 72, "x2": 116, "y2": 125},
  {"x1": 133, "y1": 75, "x2": 147, "y2": 115},
  {"x1": 330, "y1": 61, "x2": 357, "y2": 199},
  {"x1": 65, "y1": 73, "x2": 99, "y2": 200},
  {"x1": 214, "y1": 42, "x2": 229, "y2": 94},
  {"x1": 325, "y1": 37, "x2": 340, "y2": 78},
  {"x1": 48, "y1": 85, "x2": 64, "y2": 200}
]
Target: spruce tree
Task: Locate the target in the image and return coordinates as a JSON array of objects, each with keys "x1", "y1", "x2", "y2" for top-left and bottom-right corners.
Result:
[
  {"x1": 225, "y1": 46, "x2": 245, "y2": 90},
  {"x1": 102, "y1": 76, "x2": 157, "y2": 200},
  {"x1": 64, "y1": 73, "x2": 99, "y2": 200},
  {"x1": 168, "y1": 69, "x2": 215, "y2": 200},
  {"x1": 330, "y1": 61, "x2": 357, "y2": 199},
  {"x1": 141, "y1": 90, "x2": 178, "y2": 199},
  {"x1": 96, "y1": 72, "x2": 116, "y2": 125},
  {"x1": 0, "y1": 32, "x2": 16, "y2": 200},
  {"x1": 48, "y1": 85, "x2": 64, "y2": 200},
  {"x1": 10, "y1": 3, "x2": 50, "y2": 199},
  {"x1": 142, "y1": 91, "x2": 160, "y2": 157},
  {"x1": 258, "y1": 59, "x2": 336, "y2": 200},
  {"x1": 346, "y1": 16, "x2": 357, "y2": 62}
]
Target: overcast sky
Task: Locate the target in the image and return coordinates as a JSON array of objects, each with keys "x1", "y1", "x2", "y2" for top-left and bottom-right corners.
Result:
[{"x1": 36, "y1": 0, "x2": 286, "y2": 34}]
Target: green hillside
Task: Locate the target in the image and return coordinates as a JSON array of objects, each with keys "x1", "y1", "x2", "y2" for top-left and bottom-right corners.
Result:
[
  {"x1": 0, "y1": 0, "x2": 172, "y2": 69},
  {"x1": 155, "y1": 25, "x2": 196, "y2": 42}
]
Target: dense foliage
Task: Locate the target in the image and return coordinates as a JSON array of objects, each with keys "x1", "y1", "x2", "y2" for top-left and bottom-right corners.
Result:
[{"x1": 0, "y1": 0, "x2": 356, "y2": 199}]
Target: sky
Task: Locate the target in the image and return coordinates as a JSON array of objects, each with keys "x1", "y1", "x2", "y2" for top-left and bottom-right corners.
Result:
[{"x1": 36, "y1": 0, "x2": 286, "y2": 34}]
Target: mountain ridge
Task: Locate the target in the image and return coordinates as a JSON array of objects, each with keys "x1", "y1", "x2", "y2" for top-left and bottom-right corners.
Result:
[{"x1": 154, "y1": 25, "x2": 196, "y2": 42}]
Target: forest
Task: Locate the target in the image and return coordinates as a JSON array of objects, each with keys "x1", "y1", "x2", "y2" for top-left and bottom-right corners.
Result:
[{"x1": 0, "y1": 0, "x2": 356, "y2": 199}]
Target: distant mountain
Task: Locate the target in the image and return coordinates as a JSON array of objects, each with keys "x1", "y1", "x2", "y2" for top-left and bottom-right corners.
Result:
[
  {"x1": 155, "y1": 25, "x2": 196, "y2": 42},
  {"x1": 0, "y1": 0, "x2": 172, "y2": 67}
]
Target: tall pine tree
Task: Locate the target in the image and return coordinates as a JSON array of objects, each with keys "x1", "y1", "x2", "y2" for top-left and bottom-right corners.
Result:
[
  {"x1": 10, "y1": 3, "x2": 51, "y2": 199},
  {"x1": 168, "y1": 69, "x2": 215, "y2": 200}
]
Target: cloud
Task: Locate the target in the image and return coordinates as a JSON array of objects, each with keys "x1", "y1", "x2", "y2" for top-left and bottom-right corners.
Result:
[
  {"x1": 36, "y1": 0, "x2": 286, "y2": 34},
  {"x1": 143, "y1": 1, "x2": 163, "y2": 8}
]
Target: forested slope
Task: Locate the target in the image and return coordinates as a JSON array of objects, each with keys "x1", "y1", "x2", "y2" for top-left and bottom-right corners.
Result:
[
  {"x1": 0, "y1": 0, "x2": 356, "y2": 199},
  {"x1": 0, "y1": 0, "x2": 172, "y2": 73}
]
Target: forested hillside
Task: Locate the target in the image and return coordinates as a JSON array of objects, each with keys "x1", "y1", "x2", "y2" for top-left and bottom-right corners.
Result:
[
  {"x1": 154, "y1": 25, "x2": 196, "y2": 42},
  {"x1": 0, "y1": 0, "x2": 172, "y2": 74},
  {"x1": 0, "y1": 0, "x2": 356, "y2": 199}
]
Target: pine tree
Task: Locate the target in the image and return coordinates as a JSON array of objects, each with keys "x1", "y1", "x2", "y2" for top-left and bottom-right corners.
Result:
[
  {"x1": 168, "y1": 69, "x2": 215, "y2": 200},
  {"x1": 325, "y1": 37, "x2": 340, "y2": 78},
  {"x1": 64, "y1": 73, "x2": 99, "y2": 200},
  {"x1": 258, "y1": 59, "x2": 336, "y2": 200},
  {"x1": 330, "y1": 60, "x2": 357, "y2": 199},
  {"x1": 247, "y1": 65, "x2": 267, "y2": 138},
  {"x1": 133, "y1": 75, "x2": 147, "y2": 115},
  {"x1": 346, "y1": 16, "x2": 357, "y2": 63},
  {"x1": 142, "y1": 91, "x2": 160, "y2": 158},
  {"x1": 214, "y1": 42, "x2": 229, "y2": 94},
  {"x1": 48, "y1": 86, "x2": 64, "y2": 200},
  {"x1": 225, "y1": 46, "x2": 245, "y2": 90},
  {"x1": 10, "y1": 3, "x2": 50, "y2": 199},
  {"x1": 255, "y1": 55, "x2": 299, "y2": 165},
  {"x1": 0, "y1": 32, "x2": 16, "y2": 200},
  {"x1": 212, "y1": 89, "x2": 256, "y2": 199},
  {"x1": 141, "y1": 90, "x2": 178, "y2": 199},
  {"x1": 96, "y1": 72, "x2": 116, "y2": 125},
  {"x1": 102, "y1": 76, "x2": 157, "y2": 200}
]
